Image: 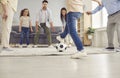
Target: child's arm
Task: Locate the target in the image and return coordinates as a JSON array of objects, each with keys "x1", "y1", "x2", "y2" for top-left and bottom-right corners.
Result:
[
  {"x1": 29, "y1": 20, "x2": 33, "y2": 32},
  {"x1": 19, "y1": 19, "x2": 22, "y2": 32}
]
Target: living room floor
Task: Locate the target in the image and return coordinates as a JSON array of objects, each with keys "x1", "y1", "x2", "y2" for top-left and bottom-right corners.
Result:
[{"x1": 0, "y1": 47, "x2": 120, "y2": 78}]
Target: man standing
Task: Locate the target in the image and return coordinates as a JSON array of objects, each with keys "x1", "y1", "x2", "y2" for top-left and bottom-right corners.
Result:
[
  {"x1": 57, "y1": 0, "x2": 101, "y2": 59},
  {"x1": 34, "y1": 0, "x2": 54, "y2": 47},
  {"x1": 0, "y1": 0, "x2": 18, "y2": 51},
  {"x1": 86, "y1": 0, "x2": 120, "y2": 52}
]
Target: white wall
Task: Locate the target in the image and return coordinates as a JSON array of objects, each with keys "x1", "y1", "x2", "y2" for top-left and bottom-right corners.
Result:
[{"x1": 13, "y1": 0, "x2": 66, "y2": 26}]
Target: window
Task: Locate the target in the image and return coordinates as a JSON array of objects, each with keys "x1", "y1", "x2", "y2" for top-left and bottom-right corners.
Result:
[
  {"x1": 92, "y1": 2, "x2": 108, "y2": 28},
  {"x1": 102, "y1": 8, "x2": 108, "y2": 27}
]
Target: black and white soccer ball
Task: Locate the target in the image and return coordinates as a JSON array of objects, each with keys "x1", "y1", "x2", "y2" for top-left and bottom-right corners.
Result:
[{"x1": 55, "y1": 43, "x2": 67, "y2": 52}]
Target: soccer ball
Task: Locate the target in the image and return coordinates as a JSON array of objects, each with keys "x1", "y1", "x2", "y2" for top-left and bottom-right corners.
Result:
[{"x1": 55, "y1": 43, "x2": 67, "y2": 52}]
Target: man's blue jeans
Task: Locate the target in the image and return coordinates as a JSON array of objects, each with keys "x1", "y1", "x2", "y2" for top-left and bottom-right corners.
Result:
[
  {"x1": 60, "y1": 12, "x2": 83, "y2": 51},
  {"x1": 20, "y1": 27, "x2": 30, "y2": 45}
]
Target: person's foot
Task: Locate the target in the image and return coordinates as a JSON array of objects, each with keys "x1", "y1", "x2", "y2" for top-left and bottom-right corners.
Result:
[
  {"x1": 115, "y1": 47, "x2": 120, "y2": 52},
  {"x1": 105, "y1": 47, "x2": 114, "y2": 51},
  {"x1": 71, "y1": 50, "x2": 87, "y2": 59},
  {"x1": 27, "y1": 45, "x2": 31, "y2": 48},
  {"x1": 48, "y1": 45, "x2": 53, "y2": 48},
  {"x1": 2, "y1": 47, "x2": 13, "y2": 51},
  {"x1": 56, "y1": 36, "x2": 64, "y2": 43},
  {"x1": 106, "y1": 47, "x2": 114, "y2": 49},
  {"x1": 68, "y1": 44, "x2": 72, "y2": 48},
  {"x1": 19, "y1": 45, "x2": 23, "y2": 48},
  {"x1": 34, "y1": 45, "x2": 37, "y2": 48}
]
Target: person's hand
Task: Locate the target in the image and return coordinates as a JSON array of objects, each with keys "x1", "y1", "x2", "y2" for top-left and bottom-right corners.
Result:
[
  {"x1": 97, "y1": 1, "x2": 102, "y2": 6},
  {"x1": 50, "y1": 22, "x2": 55, "y2": 32},
  {"x1": 31, "y1": 29, "x2": 33, "y2": 32},
  {"x1": 51, "y1": 26, "x2": 55, "y2": 32},
  {"x1": 2, "y1": 3, "x2": 8, "y2": 21},
  {"x1": 19, "y1": 29, "x2": 21, "y2": 32},
  {"x1": 2, "y1": 12, "x2": 8, "y2": 21},
  {"x1": 86, "y1": 11, "x2": 92, "y2": 15},
  {"x1": 36, "y1": 29, "x2": 39, "y2": 33}
]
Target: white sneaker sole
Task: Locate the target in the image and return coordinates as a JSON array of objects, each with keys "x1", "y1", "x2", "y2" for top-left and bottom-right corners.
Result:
[
  {"x1": 57, "y1": 36, "x2": 64, "y2": 43},
  {"x1": 71, "y1": 53, "x2": 87, "y2": 59}
]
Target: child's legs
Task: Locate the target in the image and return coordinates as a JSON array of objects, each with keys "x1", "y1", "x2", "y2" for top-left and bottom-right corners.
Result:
[
  {"x1": 25, "y1": 28, "x2": 30, "y2": 45},
  {"x1": 20, "y1": 28, "x2": 25, "y2": 45}
]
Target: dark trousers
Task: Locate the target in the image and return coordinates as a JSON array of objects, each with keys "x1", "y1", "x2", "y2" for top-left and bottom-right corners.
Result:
[
  {"x1": 34, "y1": 23, "x2": 52, "y2": 45},
  {"x1": 20, "y1": 27, "x2": 30, "y2": 45}
]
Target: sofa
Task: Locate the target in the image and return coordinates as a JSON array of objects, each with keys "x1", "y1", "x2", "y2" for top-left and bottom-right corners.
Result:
[{"x1": 10, "y1": 26, "x2": 62, "y2": 45}]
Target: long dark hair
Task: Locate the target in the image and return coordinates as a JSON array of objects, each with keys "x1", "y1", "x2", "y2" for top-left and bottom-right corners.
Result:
[
  {"x1": 60, "y1": 7, "x2": 67, "y2": 23},
  {"x1": 20, "y1": 8, "x2": 30, "y2": 17}
]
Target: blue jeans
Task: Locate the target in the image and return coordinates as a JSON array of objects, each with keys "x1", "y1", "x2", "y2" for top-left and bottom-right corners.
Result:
[
  {"x1": 20, "y1": 27, "x2": 30, "y2": 45},
  {"x1": 60, "y1": 12, "x2": 83, "y2": 51}
]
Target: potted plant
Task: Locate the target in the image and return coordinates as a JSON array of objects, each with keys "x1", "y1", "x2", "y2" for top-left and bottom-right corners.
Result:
[{"x1": 86, "y1": 27, "x2": 95, "y2": 39}]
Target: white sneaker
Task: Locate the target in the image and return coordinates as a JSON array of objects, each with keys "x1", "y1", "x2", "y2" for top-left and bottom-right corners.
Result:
[
  {"x1": 71, "y1": 50, "x2": 87, "y2": 59},
  {"x1": 27, "y1": 45, "x2": 31, "y2": 48},
  {"x1": 115, "y1": 47, "x2": 120, "y2": 52},
  {"x1": 34, "y1": 45, "x2": 37, "y2": 48},
  {"x1": 2, "y1": 47, "x2": 13, "y2": 51},
  {"x1": 48, "y1": 45, "x2": 54, "y2": 48},
  {"x1": 19, "y1": 45, "x2": 23, "y2": 48},
  {"x1": 68, "y1": 44, "x2": 72, "y2": 48},
  {"x1": 56, "y1": 36, "x2": 64, "y2": 43}
]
